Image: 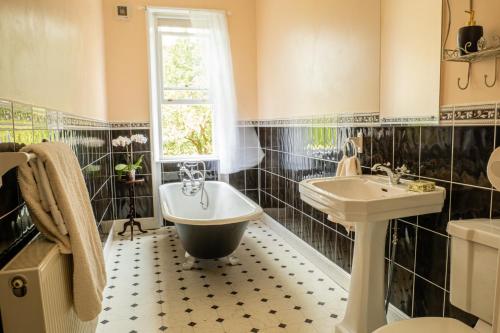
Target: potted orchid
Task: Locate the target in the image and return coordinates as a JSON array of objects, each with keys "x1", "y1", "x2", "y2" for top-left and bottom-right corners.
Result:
[{"x1": 112, "y1": 134, "x2": 148, "y2": 181}]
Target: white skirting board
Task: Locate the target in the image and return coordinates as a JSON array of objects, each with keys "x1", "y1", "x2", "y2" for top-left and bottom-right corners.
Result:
[
  {"x1": 261, "y1": 214, "x2": 410, "y2": 324},
  {"x1": 102, "y1": 221, "x2": 115, "y2": 266}
]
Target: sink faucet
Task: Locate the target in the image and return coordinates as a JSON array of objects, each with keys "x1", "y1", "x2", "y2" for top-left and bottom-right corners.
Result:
[{"x1": 371, "y1": 163, "x2": 410, "y2": 185}]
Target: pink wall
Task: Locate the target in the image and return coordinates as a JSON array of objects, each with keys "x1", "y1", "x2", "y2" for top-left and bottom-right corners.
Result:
[
  {"x1": 256, "y1": 0, "x2": 381, "y2": 119},
  {"x1": 0, "y1": 0, "x2": 108, "y2": 120},
  {"x1": 441, "y1": 0, "x2": 500, "y2": 105},
  {"x1": 102, "y1": 0, "x2": 257, "y2": 122}
]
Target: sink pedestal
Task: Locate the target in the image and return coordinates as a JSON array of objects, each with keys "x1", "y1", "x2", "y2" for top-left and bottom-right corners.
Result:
[{"x1": 335, "y1": 220, "x2": 389, "y2": 333}]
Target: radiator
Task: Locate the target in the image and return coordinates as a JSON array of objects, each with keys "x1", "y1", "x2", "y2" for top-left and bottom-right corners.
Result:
[{"x1": 0, "y1": 235, "x2": 97, "y2": 333}]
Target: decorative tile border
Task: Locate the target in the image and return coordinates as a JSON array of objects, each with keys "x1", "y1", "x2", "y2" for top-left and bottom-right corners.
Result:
[
  {"x1": 238, "y1": 112, "x2": 379, "y2": 128},
  {"x1": 238, "y1": 103, "x2": 499, "y2": 127},
  {"x1": 62, "y1": 114, "x2": 109, "y2": 129},
  {"x1": 0, "y1": 98, "x2": 111, "y2": 130},
  {"x1": 439, "y1": 106, "x2": 454, "y2": 124},
  {"x1": 338, "y1": 112, "x2": 379, "y2": 125},
  {"x1": 452, "y1": 103, "x2": 497, "y2": 125},
  {"x1": 110, "y1": 122, "x2": 151, "y2": 129},
  {"x1": 380, "y1": 115, "x2": 438, "y2": 125}
]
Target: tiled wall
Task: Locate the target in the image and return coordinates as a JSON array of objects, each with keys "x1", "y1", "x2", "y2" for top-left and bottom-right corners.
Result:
[
  {"x1": 233, "y1": 103, "x2": 500, "y2": 326},
  {"x1": 0, "y1": 99, "x2": 115, "y2": 270}
]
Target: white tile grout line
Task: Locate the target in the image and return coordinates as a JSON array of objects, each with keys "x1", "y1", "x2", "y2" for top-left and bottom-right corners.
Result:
[{"x1": 490, "y1": 102, "x2": 498, "y2": 219}]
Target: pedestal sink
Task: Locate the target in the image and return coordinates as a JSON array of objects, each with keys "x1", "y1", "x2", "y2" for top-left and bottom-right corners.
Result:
[{"x1": 299, "y1": 175, "x2": 445, "y2": 333}]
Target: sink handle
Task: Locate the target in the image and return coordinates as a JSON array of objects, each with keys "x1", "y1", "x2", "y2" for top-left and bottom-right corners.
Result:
[{"x1": 395, "y1": 164, "x2": 410, "y2": 175}]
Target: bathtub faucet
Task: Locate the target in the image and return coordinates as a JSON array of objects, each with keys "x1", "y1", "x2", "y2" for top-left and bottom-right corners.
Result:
[{"x1": 178, "y1": 161, "x2": 209, "y2": 209}]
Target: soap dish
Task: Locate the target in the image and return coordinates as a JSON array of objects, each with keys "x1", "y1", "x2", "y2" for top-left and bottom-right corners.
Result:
[{"x1": 408, "y1": 180, "x2": 436, "y2": 192}]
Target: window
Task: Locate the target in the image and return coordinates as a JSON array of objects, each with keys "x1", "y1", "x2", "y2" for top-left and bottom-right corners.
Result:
[
  {"x1": 156, "y1": 21, "x2": 214, "y2": 160},
  {"x1": 148, "y1": 8, "x2": 248, "y2": 174}
]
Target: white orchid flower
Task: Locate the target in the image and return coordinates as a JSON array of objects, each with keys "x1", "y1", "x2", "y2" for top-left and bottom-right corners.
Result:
[
  {"x1": 112, "y1": 136, "x2": 132, "y2": 147},
  {"x1": 131, "y1": 134, "x2": 148, "y2": 144}
]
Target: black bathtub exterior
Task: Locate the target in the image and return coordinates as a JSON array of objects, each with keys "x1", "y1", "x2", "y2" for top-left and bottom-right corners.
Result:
[{"x1": 174, "y1": 221, "x2": 249, "y2": 259}]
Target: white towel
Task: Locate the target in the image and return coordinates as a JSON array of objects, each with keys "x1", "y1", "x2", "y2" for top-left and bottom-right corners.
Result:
[
  {"x1": 336, "y1": 156, "x2": 362, "y2": 177},
  {"x1": 18, "y1": 142, "x2": 106, "y2": 321},
  {"x1": 334, "y1": 156, "x2": 362, "y2": 233}
]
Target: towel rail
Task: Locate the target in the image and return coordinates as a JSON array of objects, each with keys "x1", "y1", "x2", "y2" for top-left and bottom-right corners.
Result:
[
  {"x1": 0, "y1": 152, "x2": 37, "y2": 188},
  {"x1": 342, "y1": 139, "x2": 359, "y2": 158}
]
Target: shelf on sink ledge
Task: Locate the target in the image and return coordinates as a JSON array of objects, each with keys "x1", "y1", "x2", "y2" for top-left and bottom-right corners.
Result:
[{"x1": 299, "y1": 175, "x2": 446, "y2": 224}]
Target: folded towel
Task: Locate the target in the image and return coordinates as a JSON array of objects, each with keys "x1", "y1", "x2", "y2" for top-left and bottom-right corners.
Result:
[
  {"x1": 336, "y1": 156, "x2": 362, "y2": 177},
  {"x1": 18, "y1": 142, "x2": 106, "y2": 321}
]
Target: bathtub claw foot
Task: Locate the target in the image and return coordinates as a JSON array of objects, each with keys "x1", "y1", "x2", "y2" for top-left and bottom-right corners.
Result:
[
  {"x1": 228, "y1": 255, "x2": 240, "y2": 266},
  {"x1": 183, "y1": 253, "x2": 195, "y2": 270}
]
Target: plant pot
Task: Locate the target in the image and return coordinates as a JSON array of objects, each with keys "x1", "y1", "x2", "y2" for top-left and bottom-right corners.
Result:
[{"x1": 126, "y1": 169, "x2": 136, "y2": 181}]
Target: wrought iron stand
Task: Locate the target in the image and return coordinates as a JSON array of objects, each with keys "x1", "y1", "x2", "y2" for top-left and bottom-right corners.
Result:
[{"x1": 118, "y1": 178, "x2": 147, "y2": 241}]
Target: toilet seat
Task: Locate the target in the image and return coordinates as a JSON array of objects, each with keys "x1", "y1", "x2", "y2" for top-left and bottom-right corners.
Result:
[{"x1": 373, "y1": 317, "x2": 475, "y2": 333}]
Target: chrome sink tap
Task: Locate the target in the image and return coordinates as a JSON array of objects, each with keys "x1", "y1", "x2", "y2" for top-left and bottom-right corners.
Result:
[{"x1": 371, "y1": 163, "x2": 410, "y2": 185}]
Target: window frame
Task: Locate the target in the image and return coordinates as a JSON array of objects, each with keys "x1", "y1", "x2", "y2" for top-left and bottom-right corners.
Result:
[{"x1": 153, "y1": 19, "x2": 217, "y2": 162}]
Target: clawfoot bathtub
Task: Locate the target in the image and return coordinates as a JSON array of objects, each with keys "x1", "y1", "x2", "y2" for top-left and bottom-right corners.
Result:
[{"x1": 159, "y1": 181, "x2": 262, "y2": 269}]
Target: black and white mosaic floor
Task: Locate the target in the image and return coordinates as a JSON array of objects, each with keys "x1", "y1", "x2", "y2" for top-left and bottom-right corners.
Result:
[{"x1": 97, "y1": 221, "x2": 347, "y2": 332}]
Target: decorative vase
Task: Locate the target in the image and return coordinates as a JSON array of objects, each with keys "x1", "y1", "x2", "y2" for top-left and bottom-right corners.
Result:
[
  {"x1": 127, "y1": 169, "x2": 136, "y2": 181},
  {"x1": 458, "y1": 25, "x2": 483, "y2": 55},
  {"x1": 457, "y1": 9, "x2": 483, "y2": 56}
]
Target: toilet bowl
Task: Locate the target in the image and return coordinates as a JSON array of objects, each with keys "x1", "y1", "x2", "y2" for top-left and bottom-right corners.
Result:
[{"x1": 374, "y1": 219, "x2": 500, "y2": 333}]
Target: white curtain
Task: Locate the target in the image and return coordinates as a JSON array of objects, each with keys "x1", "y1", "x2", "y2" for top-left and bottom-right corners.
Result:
[{"x1": 189, "y1": 10, "x2": 263, "y2": 174}]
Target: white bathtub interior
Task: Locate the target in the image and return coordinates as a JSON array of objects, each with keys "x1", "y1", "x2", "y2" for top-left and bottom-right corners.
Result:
[{"x1": 159, "y1": 181, "x2": 261, "y2": 224}]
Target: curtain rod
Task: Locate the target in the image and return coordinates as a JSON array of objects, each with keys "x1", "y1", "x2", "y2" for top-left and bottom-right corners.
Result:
[{"x1": 138, "y1": 5, "x2": 232, "y2": 16}]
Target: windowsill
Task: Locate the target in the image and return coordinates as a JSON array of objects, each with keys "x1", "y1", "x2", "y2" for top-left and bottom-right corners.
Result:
[{"x1": 155, "y1": 156, "x2": 219, "y2": 163}]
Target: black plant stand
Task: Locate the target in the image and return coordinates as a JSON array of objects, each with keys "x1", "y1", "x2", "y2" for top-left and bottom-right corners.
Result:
[{"x1": 118, "y1": 178, "x2": 147, "y2": 241}]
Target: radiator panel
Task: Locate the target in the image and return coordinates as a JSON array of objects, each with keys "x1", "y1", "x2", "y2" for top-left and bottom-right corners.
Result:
[{"x1": 0, "y1": 236, "x2": 97, "y2": 333}]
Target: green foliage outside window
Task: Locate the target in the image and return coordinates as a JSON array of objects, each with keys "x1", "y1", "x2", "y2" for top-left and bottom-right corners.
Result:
[{"x1": 161, "y1": 34, "x2": 213, "y2": 158}]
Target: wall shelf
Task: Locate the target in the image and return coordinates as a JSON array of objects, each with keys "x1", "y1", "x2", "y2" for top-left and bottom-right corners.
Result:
[
  {"x1": 443, "y1": 45, "x2": 500, "y2": 90},
  {"x1": 443, "y1": 45, "x2": 500, "y2": 63}
]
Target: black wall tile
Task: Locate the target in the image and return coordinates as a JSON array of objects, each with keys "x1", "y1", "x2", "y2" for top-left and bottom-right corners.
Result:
[
  {"x1": 323, "y1": 226, "x2": 336, "y2": 263},
  {"x1": 229, "y1": 171, "x2": 246, "y2": 190},
  {"x1": 388, "y1": 264, "x2": 414, "y2": 317},
  {"x1": 372, "y1": 127, "x2": 394, "y2": 166},
  {"x1": 134, "y1": 196, "x2": 154, "y2": 218},
  {"x1": 336, "y1": 233, "x2": 352, "y2": 273},
  {"x1": 413, "y1": 277, "x2": 445, "y2": 317},
  {"x1": 394, "y1": 127, "x2": 420, "y2": 174},
  {"x1": 453, "y1": 126, "x2": 494, "y2": 187},
  {"x1": 450, "y1": 184, "x2": 491, "y2": 220},
  {"x1": 245, "y1": 169, "x2": 259, "y2": 189},
  {"x1": 420, "y1": 126, "x2": 452, "y2": 181},
  {"x1": 416, "y1": 228, "x2": 447, "y2": 290},
  {"x1": 418, "y1": 180, "x2": 451, "y2": 235},
  {"x1": 393, "y1": 220, "x2": 417, "y2": 271}
]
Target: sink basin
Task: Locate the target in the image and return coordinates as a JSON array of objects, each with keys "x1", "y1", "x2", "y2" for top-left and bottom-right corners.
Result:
[
  {"x1": 299, "y1": 175, "x2": 446, "y2": 333},
  {"x1": 300, "y1": 175, "x2": 446, "y2": 224}
]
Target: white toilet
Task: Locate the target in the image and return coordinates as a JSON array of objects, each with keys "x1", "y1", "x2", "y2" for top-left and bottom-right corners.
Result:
[{"x1": 374, "y1": 218, "x2": 500, "y2": 333}]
